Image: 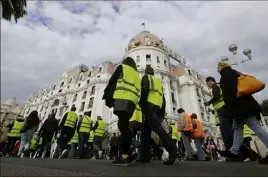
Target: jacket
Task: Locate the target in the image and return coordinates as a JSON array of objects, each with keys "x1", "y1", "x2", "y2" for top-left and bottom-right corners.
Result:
[
  {"x1": 207, "y1": 83, "x2": 222, "y2": 106},
  {"x1": 110, "y1": 135, "x2": 119, "y2": 147},
  {"x1": 20, "y1": 116, "x2": 39, "y2": 133},
  {"x1": 39, "y1": 115, "x2": 58, "y2": 138},
  {"x1": 102, "y1": 64, "x2": 136, "y2": 115},
  {"x1": 139, "y1": 74, "x2": 166, "y2": 118},
  {"x1": 219, "y1": 67, "x2": 261, "y2": 120}
]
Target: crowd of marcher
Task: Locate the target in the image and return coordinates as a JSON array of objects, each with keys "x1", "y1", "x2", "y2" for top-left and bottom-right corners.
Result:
[{"x1": 1, "y1": 57, "x2": 268, "y2": 166}]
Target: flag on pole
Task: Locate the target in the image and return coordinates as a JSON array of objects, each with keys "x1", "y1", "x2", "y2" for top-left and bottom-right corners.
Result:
[{"x1": 141, "y1": 22, "x2": 145, "y2": 26}]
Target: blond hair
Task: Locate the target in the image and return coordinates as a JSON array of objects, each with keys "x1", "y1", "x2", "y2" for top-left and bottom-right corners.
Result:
[{"x1": 218, "y1": 60, "x2": 231, "y2": 68}]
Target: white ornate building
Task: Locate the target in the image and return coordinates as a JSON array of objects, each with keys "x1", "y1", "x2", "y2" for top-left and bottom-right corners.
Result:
[{"x1": 21, "y1": 30, "x2": 217, "y2": 136}]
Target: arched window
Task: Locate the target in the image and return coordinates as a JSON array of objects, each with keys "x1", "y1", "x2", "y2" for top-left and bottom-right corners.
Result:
[
  {"x1": 69, "y1": 78, "x2": 72, "y2": 83},
  {"x1": 82, "y1": 91, "x2": 87, "y2": 99},
  {"x1": 52, "y1": 99, "x2": 60, "y2": 107},
  {"x1": 91, "y1": 86, "x2": 95, "y2": 95},
  {"x1": 80, "y1": 75, "x2": 83, "y2": 80},
  {"x1": 53, "y1": 85, "x2": 56, "y2": 90},
  {"x1": 60, "y1": 82, "x2": 64, "y2": 87},
  {"x1": 73, "y1": 94, "x2": 77, "y2": 102},
  {"x1": 88, "y1": 71, "x2": 92, "y2": 77}
]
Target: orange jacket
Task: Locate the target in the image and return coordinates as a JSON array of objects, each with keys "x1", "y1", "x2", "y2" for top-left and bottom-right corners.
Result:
[
  {"x1": 191, "y1": 119, "x2": 205, "y2": 139},
  {"x1": 177, "y1": 112, "x2": 193, "y2": 132}
]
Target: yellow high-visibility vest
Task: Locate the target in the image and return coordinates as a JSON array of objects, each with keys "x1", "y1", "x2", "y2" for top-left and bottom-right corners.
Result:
[
  {"x1": 147, "y1": 75, "x2": 163, "y2": 108},
  {"x1": 214, "y1": 111, "x2": 220, "y2": 126},
  {"x1": 7, "y1": 120, "x2": 24, "y2": 137},
  {"x1": 79, "y1": 115, "x2": 92, "y2": 133},
  {"x1": 88, "y1": 130, "x2": 94, "y2": 143},
  {"x1": 94, "y1": 120, "x2": 107, "y2": 137},
  {"x1": 30, "y1": 139, "x2": 37, "y2": 149},
  {"x1": 210, "y1": 84, "x2": 225, "y2": 111},
  {"x1": 244, "y1": 125, "x2": 251, "y2": 138},
  {"x1": 68, "y1": 132, "x2": 79, "y2": 144},
  {"x1": 170, "y1": 124, "x2": 178, "y2": 140},
  {"x1": 113, "y1": 64, "x2": 141, "y2": 105},
  {"x1": 129, "y1": 105, "x2": 142, "y2": 123},
  {"x1": 64, "y1": 112, "x2": 78, "y2": 128}
]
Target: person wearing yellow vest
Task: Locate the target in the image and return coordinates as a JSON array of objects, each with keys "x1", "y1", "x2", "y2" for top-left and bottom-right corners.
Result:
[
  {"x1": 102, "y1": 57, "x2": 141, "y2": 166},
  {"x1": 139, "y1": 66, "x2": 177, "y2": 165},
  {"x1": 177, "y1": 108, "x2": 195, "y2": 161},
  {"x1": 3, "y1": 116, "x2": 24, "y2": 157},
  {"x1": 168, "y1": 121, "x2": 178, "y2": 143},
  {"x1": 243, "y1": 125, "x2": 252, "y2": 149},
  {"x1": 190, "y1": 114, "x2": 206, "y2": 161},
  {"x1": 68, "y1": 131, "x2": 79, "y2": 159},
  {"x1": 129, "y1": 105, "x2": 143, "y2": 159},
  {"x1": 77, "y1": 112, "x2": 93, "y2": 159},
  {"x1": 58, "y1": 106, "x2": 78, "y2": 159},
  {"x1": 205, "y1": 76, "x2": 234, "y2": 151},
  {"x1": 88, "y1": 130, "x2": 95, "y2": 159},
  {"x1": 91, "y1": 116, "x2": 107, "y2": 159}
]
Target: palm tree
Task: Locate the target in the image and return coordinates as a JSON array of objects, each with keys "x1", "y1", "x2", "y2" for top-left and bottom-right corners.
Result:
[{"x1": 1, "y1": 0, "x2": 27, "y2": 22}]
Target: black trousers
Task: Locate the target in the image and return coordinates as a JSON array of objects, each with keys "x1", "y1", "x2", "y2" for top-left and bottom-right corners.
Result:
[
  {"x1": 243, "y1": 137, "x2": 251, "y2": 149},
  {"x1": 3, "y1": 137, "x2": 20, "y2": 155},
  {"x1": 40, "y1": 135, "x2": 53, "y2": 157},
  {"x1": 58, "y1": 126, "x2": 75, "y2": 152},
  {"x1": 110, "y1": 146, "x2": 119, "y2": 159},
  {"x1": 116, "y1": 111, "x2": 133, "y2": 155},
  {"x1": 140, "y1": 106, "x2": 177, "y2": 161}
]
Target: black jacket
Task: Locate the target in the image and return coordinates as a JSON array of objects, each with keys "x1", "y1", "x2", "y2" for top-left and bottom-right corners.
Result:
[
  {"x1": 102, "y1": 64, "x2": 136, "y2": 115},
  {"x1": 39, "y1": 115, "x2": 58, "y2": 137},
  {"x1": 139, "y1": 75, "x2": 166, "y2": 118},
  {"x1": 219, "y1": 67, "x2": 261, "y2": 119},
  {"x1": 21, "y1": 116, "x2": 39, "y2": 133},
  {"x1": 207, "y1": 83, "x2": 222, "y2": 105}
]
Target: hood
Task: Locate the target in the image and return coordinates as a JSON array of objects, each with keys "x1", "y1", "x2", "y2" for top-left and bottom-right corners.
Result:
[
  {"x1": 122, "y1": 57, "x2": 137, "y2": 71},
  {"x1": 16, "y1": 118, "x2": 24, "y2": 122}
]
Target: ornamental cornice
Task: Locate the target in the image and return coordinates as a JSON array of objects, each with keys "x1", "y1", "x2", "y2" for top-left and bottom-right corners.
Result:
[{"x1": 25, "y1": 79, "x2": 109, "y2": 108}]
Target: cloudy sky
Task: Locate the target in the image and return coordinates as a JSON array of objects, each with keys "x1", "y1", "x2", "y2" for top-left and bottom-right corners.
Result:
[{"x1": 1, "y1": 1, "x2": 268, "y2": 105}]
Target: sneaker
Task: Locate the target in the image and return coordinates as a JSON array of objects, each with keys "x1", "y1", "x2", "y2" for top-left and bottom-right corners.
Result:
[
  {"x1": 163, "y1": 153, "x2": 177, "y2": 165},
  {"x1": 184, "y1": 156, "x2": 196, "y2": 161},
  {"x1": 225, "y1": 152, "x2": 242, "y2": 162},
  {"x1": 258, "y1": 155, "x2": 268, "y2": 165},
  {"x1": 59, "y1": 149, "x2": 68, "y2": 159},
  {"x1": 243, "y1": 158, "x2": 251, "y2": 162},
  {"x1": 126, "y1": 153, "x2": 137, "y2": 164}
]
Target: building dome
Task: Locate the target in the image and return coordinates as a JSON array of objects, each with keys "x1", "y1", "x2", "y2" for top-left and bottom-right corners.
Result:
[
  {"x1": 127, "y1": 30, "x2": 162, "y2": 49},
  {"x1": 5, "y1": 97, "x2": 17, "y2": 107}
]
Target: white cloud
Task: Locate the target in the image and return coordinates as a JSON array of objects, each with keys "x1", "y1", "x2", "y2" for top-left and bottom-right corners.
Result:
[{"x1": 1, "y1": 1, "x2": 268, "y2": 104}]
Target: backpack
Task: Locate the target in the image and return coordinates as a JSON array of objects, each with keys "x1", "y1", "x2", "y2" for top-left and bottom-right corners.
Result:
[{"x1": 237, "y1": 73, "x2": 265, "y2": 97}]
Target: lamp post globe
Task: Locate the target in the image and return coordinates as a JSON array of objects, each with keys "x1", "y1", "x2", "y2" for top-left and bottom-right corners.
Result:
[
  {"x1": 229, "y1": 44, "x2": 238, "y2": 55},
  {"x1": 221, "y1": 56, "x2": 229, "y2": 62},
  {"x1": 243, "y1": 48, "x2": 252, "y2": 60}
]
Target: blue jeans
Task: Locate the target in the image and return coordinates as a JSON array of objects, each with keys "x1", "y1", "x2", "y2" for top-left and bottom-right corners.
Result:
[
  {"x1": 230, "y1": 115, "x2": 268, "y2": 155},
  {"x1": 18, "y1": 127, "x2": 36, "y2": 156},
  {"x1": 193, "y1": 138, "x2": 206, "y2": 160},
  {"x1": 78, "y1": 133, "x2": 89, "y2": 158},
  {"x1": 68, "y1": 143, "x2": 78, "y2": 159}
]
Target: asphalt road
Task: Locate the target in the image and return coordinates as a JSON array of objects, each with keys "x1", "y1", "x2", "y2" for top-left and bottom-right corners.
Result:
[{"x1": 1, "y1": 158, "x2": 267, "y2": 177}]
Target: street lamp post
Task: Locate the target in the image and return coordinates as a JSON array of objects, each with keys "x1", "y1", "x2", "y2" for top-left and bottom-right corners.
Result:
[{"x1": 228, "y1": 44, "x2": 252, "y2": 73}]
